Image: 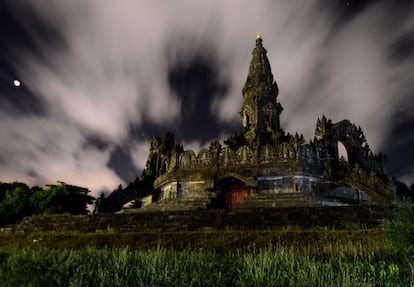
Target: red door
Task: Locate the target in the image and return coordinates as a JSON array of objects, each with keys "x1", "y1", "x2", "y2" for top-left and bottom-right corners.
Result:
[{"x1": 229, "y1": 189, "x2": 248, "y2": 209}]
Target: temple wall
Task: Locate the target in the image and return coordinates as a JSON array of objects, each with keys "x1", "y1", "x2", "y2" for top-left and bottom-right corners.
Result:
[
  {"x1": 256, "y1": 176, "x2": 296, "y2": 193},
  {"x1": 152, "y1": 124, "x2": 392, "y2": 206},
  {"x1": 157, "y1": 178, "x2": 212, "y2": 202},
  {"x1": 177, "y1": 143, "x2": 299, "y2": 172}
]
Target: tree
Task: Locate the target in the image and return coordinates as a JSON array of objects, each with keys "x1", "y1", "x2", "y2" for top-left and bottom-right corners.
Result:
[
  {"x1": 0, "y1": 183, "x2": 34, "y2": 226},
  {"x1": 0, "y1": 181, "x2": 95, "y2": 226},
  {"x1": 33, "y1": 182, "x2": 94, "y2": 215},
  {"x1": 0, "y1": 182, "x2": 30, "y2": 201},
  {"x1": 393, "y1": 178, "x2": 413, "y2": 202},
  {"x1": 143, "y1": 131, "x2": 183, "y2": 178},
  {"x1": 224, "y1": 132, "x2": 245, "y2": 151}
]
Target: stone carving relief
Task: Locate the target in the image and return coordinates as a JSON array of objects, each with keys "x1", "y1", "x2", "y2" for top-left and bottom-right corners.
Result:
[
  {"x1": 197, "y1": 148, "x2": 212, "y2": 167},
  {"x1": 219, "y1": 146, "x2": 238, "y2": 166},
  {"x1": 236, "y1": 145, "x2": 255, "y2": 164},
  {"x1": 180, "y1": 150, "x2": 197, "y2": 168},
  {"x1": 259, "y1": 144, "x2": 276, "y2": 163},
  {"x1": 167, "y1": 152, "x2": 178, "y2": 173},
  {"x1": 277, "y1": 143, "x2": 296, "y2": 162}
]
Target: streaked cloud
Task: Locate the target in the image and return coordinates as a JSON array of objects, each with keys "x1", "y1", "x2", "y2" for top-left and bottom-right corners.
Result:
[{"x1": 0, "y1": 0, "x2": 412, "y2": 196}]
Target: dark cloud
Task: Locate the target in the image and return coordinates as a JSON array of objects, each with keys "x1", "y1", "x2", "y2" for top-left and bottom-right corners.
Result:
[
  {"x1": 82, "y1": 134, "x2": 111, "y2": 152},
  {"x1": 107, "y1": 146, "x2": 139, "y2": 184},
  {"x1": 390, "y1": 33, "x2": 414, "y2": 62},
  {"x1": 27, "y1": 169, "x2": 40, "y2": 179},
  {"x1": 0, "y1": 78, "x2": 48, "y2": 117},
  {"x1": 0, "y1": 1, "x2": 64, "y2": 68},
  {"x1": 0, "y1": 4, "x2": 33, "y2": 61},
  {"x1": 385, "y1": 111, "x2": 414, "y2": 182},
  {"x1": 167, "y1": 51, "x2": 235, "y2": 144},
  {"x1": 328, "y1": 0, "x2": 377, "y2": 18}
]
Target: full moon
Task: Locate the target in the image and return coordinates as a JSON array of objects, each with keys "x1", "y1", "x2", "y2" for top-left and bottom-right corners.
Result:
[{"x1": 13, "y1": 80, "x2": 21, "y2": 87}]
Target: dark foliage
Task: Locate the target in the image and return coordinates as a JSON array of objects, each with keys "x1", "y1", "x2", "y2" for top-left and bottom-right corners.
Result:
[
  {"x1": 224, "y1": 132, "x2": 246, "y2": 151},
  {"x1": 0, "y1": 181, "x2": 94, "y2": 226},
  {"x1": 96, "y1": 131, "x2": 183, "y2": 213},
  {"x1": 385, "y1": 200, "x2": 414, "y2": 254},
  {"x1": 393, "y1": 178, "x2": 414, "y2": 202}
]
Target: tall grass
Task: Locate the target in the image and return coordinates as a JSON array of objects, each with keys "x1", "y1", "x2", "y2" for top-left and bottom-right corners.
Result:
[
  {"x1": 0, "y1": 247, "x2": 223, "y2": 287},
  {"x1": 0, "y1": 246, "x2": 413, "y2": 287},
  {"x1": 237, "y1": 247, "x2": 413, "y2": 287}
]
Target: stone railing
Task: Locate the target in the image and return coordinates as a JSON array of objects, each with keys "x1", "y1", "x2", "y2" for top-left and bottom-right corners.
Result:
[
  {"x1": 175, "y1": 143, "x2": 298, "y2": 171},
  {"x1": 338, "y1": 161, "x2": 393, "y2": 204}
]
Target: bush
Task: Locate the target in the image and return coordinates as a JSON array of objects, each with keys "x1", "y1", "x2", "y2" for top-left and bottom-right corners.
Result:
[{"x1": 385, "y1": 201, "x2": 414, "y2": 254}]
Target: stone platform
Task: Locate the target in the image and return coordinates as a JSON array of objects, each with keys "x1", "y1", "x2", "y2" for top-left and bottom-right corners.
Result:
[{"x1": 1, "y1": 205, "x2": 392, "y2": 234}]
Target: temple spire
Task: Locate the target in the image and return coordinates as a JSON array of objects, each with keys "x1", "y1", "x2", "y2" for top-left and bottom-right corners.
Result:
[
  {"x1": 243, "y1": 35, "x2": 277, "y2": 94},
  {"x1": 241, "y1": 35, "x2": 283, "y2": 144}
]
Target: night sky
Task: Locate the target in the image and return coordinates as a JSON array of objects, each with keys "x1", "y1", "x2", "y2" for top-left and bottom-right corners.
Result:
[{"x1": 0, "y1": 0, "x2": 413, "y2": 198}]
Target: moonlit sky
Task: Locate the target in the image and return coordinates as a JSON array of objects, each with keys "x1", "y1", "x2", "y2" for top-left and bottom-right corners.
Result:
[{"x1": 0, "y1": 0, "x2": 413, "y2": 198}]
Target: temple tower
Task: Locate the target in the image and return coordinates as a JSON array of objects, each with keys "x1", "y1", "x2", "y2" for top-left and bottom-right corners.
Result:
[{"x1": 241, "y1": 35, "x2": 283, "y2": 145}]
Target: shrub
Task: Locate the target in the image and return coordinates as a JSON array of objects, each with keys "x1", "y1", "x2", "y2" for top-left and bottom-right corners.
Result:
[{"x1": 385, "y1": 201, "x2": 414, "y2": 254}]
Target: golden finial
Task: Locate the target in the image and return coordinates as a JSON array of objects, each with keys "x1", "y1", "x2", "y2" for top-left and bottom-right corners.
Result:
[{"x1": 256, "y1": 33, "x2": 262, "y2": 40}]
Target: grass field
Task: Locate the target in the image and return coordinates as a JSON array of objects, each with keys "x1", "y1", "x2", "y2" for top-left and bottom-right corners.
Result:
[
  {"x1": 1, "y1": 203, "x2": 413, "y2": 286},
  {"x1": 0, "y1": 241, "x2": 413, "y2": 286},
  {"x1": 0, "y1": 227, "x2": 413, "y2": 286}
]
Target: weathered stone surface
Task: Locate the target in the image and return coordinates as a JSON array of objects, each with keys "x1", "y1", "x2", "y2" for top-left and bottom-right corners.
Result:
[
  {"x1": 3, "y1": 206, "x2": 393, "y2": 233},
  {"x1": 105, "y1": 36, "x2": 393, "y2": 213},
  {"x1": 238, "y1": 192, "x2": 315, "y2": 209}
]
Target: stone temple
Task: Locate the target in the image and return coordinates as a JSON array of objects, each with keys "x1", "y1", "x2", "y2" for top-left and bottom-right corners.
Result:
[{"x1": 126, "y1": 36, "x2": 394, "y2": 211}]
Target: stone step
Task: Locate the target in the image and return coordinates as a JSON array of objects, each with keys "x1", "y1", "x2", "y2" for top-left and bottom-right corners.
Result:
[
  {"x1": 238, "y1": 192, "x2": 315, "y2": 209},
  {"x1": 136, "y1": 197, "x2": 210, "y2": 212},
  {"x1": 251, "y1": 192, "x2": 309, "y2": 198},
  {"x1": 2, "y1": 206, "x2": 392, "y2": 233},
  {"x1": 157, "y1": 197, "x2": 209, "y2": 204}
]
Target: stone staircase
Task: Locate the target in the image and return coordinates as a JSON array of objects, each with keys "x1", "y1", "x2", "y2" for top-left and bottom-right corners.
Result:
[
  {"x1": 1, "y1": 205, "x2": 393, "y2": 233},
  {"x1": 130, "y1": 197, "x2": 210, "y2": 212},
  {"x1": 238, "y1": 192, "x2": 316, "y2": 209}
]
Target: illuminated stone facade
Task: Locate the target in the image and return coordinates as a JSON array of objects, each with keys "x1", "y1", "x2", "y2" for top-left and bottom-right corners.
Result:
[{"x1": 150, "y1": 36, "x2": 393, "y2": 209}]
